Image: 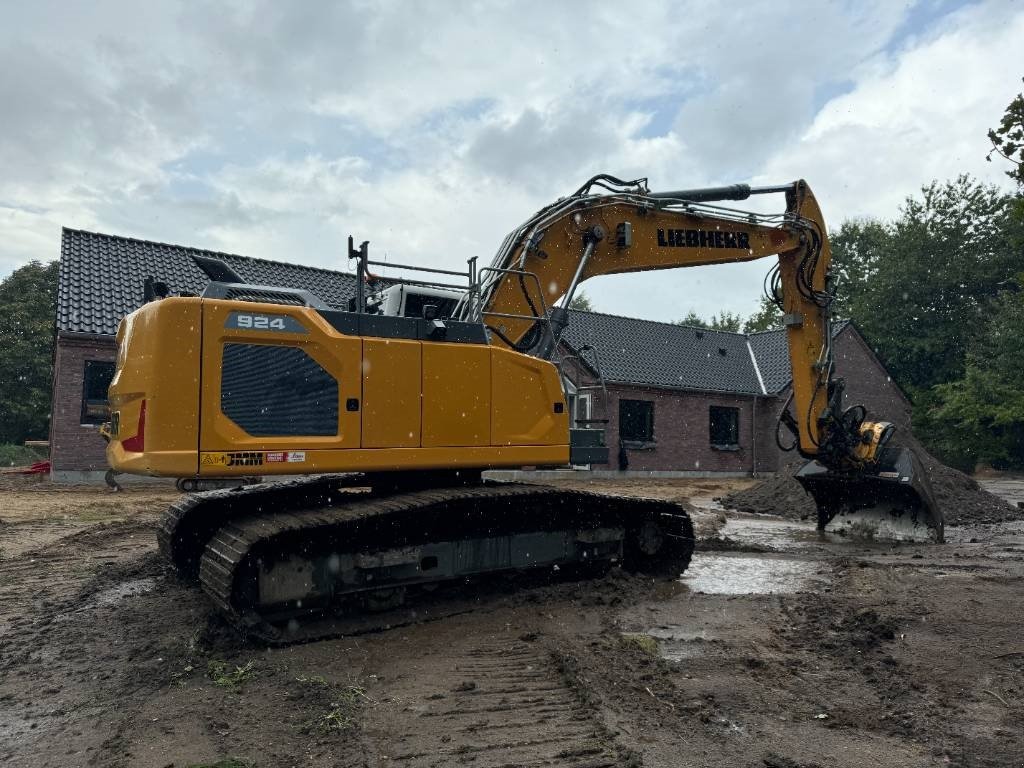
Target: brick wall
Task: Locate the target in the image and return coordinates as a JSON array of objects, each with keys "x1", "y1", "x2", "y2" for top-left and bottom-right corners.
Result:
[
  {"x1": 558, "y1": 324, "x2": 909, "y2": 476},
  {"x1": 590, "y1": 384, "x2": 766, "y2": 473},
  {"x1": 833, "y1": 326, "x2": 912, "y2": 429},
  {"x1": 50, "y1": 335, "x2": 116, "y2": 472},
  {"x1": 748, "y1": 326, "x2": 912, "y2": 474},
  {"x1": 753, "y1": 395, "x2": 784, "y2": 473}
]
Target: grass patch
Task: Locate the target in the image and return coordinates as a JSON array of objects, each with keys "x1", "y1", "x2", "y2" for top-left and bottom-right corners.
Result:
[
  {"x1": 305, "y1": 684, "x2": 369, "y2": 733},
  {"x1": 619, "y1": 633, "x2": 660, "y2": 656},
  {"x1": 0, "y1": 443, "x2": 45, "y2": 467},
  {"x1": 208, "y1": 660, "x2": 256, "y2": 690}
]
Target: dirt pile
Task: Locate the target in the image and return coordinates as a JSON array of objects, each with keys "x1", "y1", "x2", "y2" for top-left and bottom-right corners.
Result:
[{"x1": 723, "y1": 435, "x2": 1021, "y2": 526}]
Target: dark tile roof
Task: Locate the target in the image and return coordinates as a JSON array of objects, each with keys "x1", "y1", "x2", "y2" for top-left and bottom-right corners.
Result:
[
  {"x1": 562, "y1": 311, "x2": 852, "y2": 396},
  {"x1": 58, "y1": 228, "x2": 359, "y2": 336},
  {"x1": 746, "y1": 327, "x2": 790, "y2": 394},
  {"x1": 562, "y1": 310, "x2": 763, "y2": 395},
  {"x1": 746, "y1": 319, "x2": 850, "y2": 394}
]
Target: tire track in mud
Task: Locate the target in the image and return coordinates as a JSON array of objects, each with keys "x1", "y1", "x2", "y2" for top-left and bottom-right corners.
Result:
[
  {"x1": 0, "y1": 519, "x2": 154, "y2": 636},
  {"x1": 363, "y1": 636, "x2": 625, "y2": 767},
  {"x1": 0, "y1": 519, "x2": 191, "y2": 767}
]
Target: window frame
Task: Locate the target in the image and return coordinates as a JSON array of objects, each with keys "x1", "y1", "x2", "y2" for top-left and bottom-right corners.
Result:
[
  {"x1": 709, "y1": 405, "x2": 740, "y2": 450},
  {"x1": 81, "y1": 359, "x2": 116, "y2": 426},
  {"x1": 619, "y1": 398, "x2": 655, "y2": 445}
]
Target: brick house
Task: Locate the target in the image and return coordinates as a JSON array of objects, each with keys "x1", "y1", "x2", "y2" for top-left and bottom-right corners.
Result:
[
  {"x1": 557, "y1": 311, "x2": 910, "y2": 475},
  {"x1": 51, "y1": 228, "x2": 908, "y2": 481}
]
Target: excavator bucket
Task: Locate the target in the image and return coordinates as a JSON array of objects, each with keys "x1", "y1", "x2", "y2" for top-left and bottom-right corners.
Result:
[{"x1": 795, "y1": 446, "x2": 943, "y2": 543}]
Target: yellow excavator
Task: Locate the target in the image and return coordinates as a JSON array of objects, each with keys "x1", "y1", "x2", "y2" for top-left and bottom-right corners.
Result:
[{"x1": 104, "y1": 175, "x2": 940, "y2": 639}]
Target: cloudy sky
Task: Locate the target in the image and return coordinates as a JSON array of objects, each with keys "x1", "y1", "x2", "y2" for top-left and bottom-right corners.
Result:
[{"x1": 1, "y1": 0, "x2": 1021, "y2": 322}]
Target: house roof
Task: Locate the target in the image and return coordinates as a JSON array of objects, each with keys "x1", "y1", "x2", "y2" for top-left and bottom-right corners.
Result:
[
  {"x1": 561, "y1": 310, "x2": 763, "y2": 395},
  {"x1": 561, "y1": 310, "x2": 851, "y2": 396},
  {"x1": 58, "y1": 228, "x2": 359, "y2": 336},
  {"x1": 57, "y1": 227, "x2": 858, "y2": 398}
]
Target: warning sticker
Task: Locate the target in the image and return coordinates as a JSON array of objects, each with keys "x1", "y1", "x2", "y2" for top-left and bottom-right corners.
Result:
[
  {"x1": 286, "y1": 451, "x2": 306, "y2": 463},
  {"x1": 266, "y1": 452, "x2": 286, "y2": 462}
]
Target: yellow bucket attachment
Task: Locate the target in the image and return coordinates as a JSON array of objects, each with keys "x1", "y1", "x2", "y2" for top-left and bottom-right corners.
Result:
[{"x1": 795, "y1": 446, "x2": 943, "y2": 543}]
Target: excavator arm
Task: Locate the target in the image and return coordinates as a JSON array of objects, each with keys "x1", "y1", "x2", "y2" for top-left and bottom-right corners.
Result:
[{"x1": 472, "y1": 175, "x2": 942, "y2": 541}]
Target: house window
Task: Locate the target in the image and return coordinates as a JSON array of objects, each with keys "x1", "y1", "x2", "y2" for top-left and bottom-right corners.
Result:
[
  {"x1": 81, "y1": 360, "x2": 115, "y2": 425},
  {"x1": 619, "y1": 399, "x2": 654, "y2": 442},
  {"x1": 709, "y1": 406, "x2": 740, "y2": 449}
]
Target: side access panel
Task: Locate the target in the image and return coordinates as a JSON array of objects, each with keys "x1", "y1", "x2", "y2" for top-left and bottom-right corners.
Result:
[
  {"x1": 422, "y1": 343, "x2": 491, "y2": 447},
  {"x1": 362, "y1": 338, "x2": 421, "y2": 448},
  {"x1": 199, "y1": 301, "x2": 362, "y2": 467},
  {"x1": 490, "y1": 347, "x2": 568, "y2": 446}
]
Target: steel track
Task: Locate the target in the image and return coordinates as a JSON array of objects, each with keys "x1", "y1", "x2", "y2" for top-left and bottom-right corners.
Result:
[{"x1": 159, "y1": 480, "x2": 695, "y2": 644}]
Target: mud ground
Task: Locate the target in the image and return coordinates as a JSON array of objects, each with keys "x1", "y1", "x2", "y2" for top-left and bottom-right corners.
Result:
[{"x1": 1, "y1": 474, "x2": 1022, "y2": 768}]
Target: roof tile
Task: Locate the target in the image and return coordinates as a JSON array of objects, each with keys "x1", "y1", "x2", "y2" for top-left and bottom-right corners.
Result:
[
  {"x1": 58, "y1": 228, "x2": 360, "y2": 336},
  {"x1": 562, "y1": 311, "x2": 850, "y2": 396}
]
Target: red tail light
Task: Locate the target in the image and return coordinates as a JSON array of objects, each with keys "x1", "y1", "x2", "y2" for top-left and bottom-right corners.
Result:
[{"x1": 122, "y1": 400, "x2": 146, "y2": 452}]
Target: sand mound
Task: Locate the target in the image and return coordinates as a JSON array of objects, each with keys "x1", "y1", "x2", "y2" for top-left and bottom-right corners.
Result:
[{"x1": 723, "y1": 434, "x2": 1021, "y2": 526}]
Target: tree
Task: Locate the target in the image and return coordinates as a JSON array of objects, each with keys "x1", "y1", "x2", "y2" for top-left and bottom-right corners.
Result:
[
  {"x1": 743, "y1": 295, "x2": 783, "y2": 333},
  {"x1": 0, "y1": 261, "x2": 58, "y2": 444},
  {"x1": 676, "y1": 310, "x2": 707, "y2": 327},
  {"x1": 829, "y1": 176, "x2": 1022, "y2": 394},
  {"x1": 921, "y1": 89, "x2": 1024, "y2": 469},
  {"x1": 568, "y1": 291, "x2": 593, "y2": 311},
  {"x1": 929, "y1": 280, "x2": 1024, "y2": 469},
  {"x1": 987, "y1": 78, "x2": 1024, "y2": 187},
  {"x1": 828, "y1": 218, "x2": 890, "y2": 318},
  {"x1": 676, "y1": 310, "x2": 742, "y2": 332}
]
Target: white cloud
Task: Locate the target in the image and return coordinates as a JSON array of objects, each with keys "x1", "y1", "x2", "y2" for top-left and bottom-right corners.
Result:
[
  {"x1": 0, "y1": 0, "x2": 1019, "y2": 327},
  {"x1": 758, "y1": 1, "x2": 1023, "y2": 221}
]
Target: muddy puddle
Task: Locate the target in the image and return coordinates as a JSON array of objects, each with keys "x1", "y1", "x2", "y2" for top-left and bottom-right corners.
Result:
[
  {"x1": 714, "y1": 512, "x2": 844, "y2": 551},
  {"x1": 683, "y1": 553, "x2": 828, "y2": 595},
  {"x1": 93, "y1": 577, "x2": 155, "y2": 605},
  {"x1": 645, "y1": 626, "x2": 714, "y2": 661},
  {"x1": 52, "y1": 578, "x2": 156, "y2": 624}
]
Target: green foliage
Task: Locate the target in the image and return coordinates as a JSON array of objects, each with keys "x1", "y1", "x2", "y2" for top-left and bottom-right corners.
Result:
[
  {"x1": 0, "y1": 261, "x2": 58, "y2": 444},
  {"x1": 568, "y1": 291, "x2": 594, "y2": 311},
  {"x1": 831, "y1": 177, "x2": 1023, "y2": 394},
  {"x1": 619, "y1": 633, "x2": 660, "y2": 656},
  {"x1": 743, "y1": 295, "x2": 783, "y2": 333},
  {"x1": 827, "y1": 175, "x2": 1024, "y2": 468},
  {"x1": 987, "y1": 78, "x2": 1024, "y2": 187},
  {"x1": 0, "y1": 443, "x2": 47, "y2": 467},
  {"x1": 207, "y1": 660, "x2": 256, "y2": 690},
  {"x1": 303, "y1": 682, "x2": 368, "y2": 733},
  {"x1": 929, "y1": 285, "x2": 1024, "y2": 469},
  {"x1": 677, "y1": 310, "x2": 743, "y2": 332}
]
